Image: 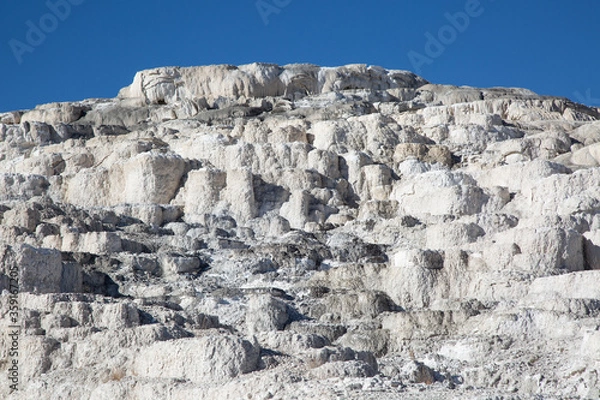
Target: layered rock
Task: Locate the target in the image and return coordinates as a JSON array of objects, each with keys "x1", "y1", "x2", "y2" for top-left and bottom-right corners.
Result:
[{"x1": 0, "y1": 63, "x2": 599, "y2": 399}]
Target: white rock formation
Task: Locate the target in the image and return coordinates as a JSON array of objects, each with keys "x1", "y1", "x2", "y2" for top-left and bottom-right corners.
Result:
[{"x1": 0, "y1": 63, "x2": 599, "y2": 399}]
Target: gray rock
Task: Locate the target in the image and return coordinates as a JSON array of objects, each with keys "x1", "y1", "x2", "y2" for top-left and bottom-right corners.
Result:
[
  {"x1": 0, "y1": 244, "x2": 63, "y2": 294},
  {"x1": 246, "y1": 294, "x2": 289, "y2": 333},
  {"x1": 133, "y1": 334, "x2": 260, "y2": 383}
]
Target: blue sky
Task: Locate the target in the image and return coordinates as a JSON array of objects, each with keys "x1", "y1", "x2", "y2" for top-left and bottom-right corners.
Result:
[{"x1": 1, "y1": 0, "x2": 599, "y2": 112}]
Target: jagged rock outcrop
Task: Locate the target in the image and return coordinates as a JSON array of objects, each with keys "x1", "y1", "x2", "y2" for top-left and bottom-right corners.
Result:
[{"x1": 1, "y1": 63, "x2": 599, "y2": 399}]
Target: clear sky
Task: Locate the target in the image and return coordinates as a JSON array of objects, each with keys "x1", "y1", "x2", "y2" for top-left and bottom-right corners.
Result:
[{"x1": 1, "y1": 0, "x2": 599, "y2": 112}]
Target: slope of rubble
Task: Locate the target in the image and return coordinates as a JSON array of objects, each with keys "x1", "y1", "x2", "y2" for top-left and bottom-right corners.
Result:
[{"x1": 1, "y1": 63, "x2": 599, "y2": 399}]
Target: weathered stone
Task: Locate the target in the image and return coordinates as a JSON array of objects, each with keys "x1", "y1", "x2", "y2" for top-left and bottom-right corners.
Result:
[
  {"x1": 0, "y1": 173, "x2": 48, "y2": 201},
  {"x1": 0, "y1": 245, "x2": 63, "y2": 294},
  {"x1": 159, "y1": 254, "x2": 201, "y2": 276},
  {"x1": 1, "y1": 62, "x2": 599, "y2": 399},
  {"x1": 1, "y1": 204, "x2": 40, "y2": 233},
  {"x1": 246, "y1": 294, "x2": 289, "y2": 334},
  {"x1": 394, "y1": 143, "x2": 453, "y2": 166},
  {"x1": 132, "y1": 334, "x2": 260, "y2": 383},
  {"x1": 21, "y1": 102, "x2": 87, "y2": 125},
  {"x1": 59, "y1": 232, "x2": 123, "y2": 255},
  {"x1": 63, "y1": 152, "x2": 186, "y2": 207}
]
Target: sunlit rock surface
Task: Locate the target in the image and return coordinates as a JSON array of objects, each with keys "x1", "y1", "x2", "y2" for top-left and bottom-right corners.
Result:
[{"x1": 1, "y1": 63, "x2": 599, "y2": 399}]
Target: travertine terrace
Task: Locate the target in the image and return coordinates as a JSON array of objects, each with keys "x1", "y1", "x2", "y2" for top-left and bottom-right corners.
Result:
[{"x1": 1, "y1": 63, "x2": 599, "y2": 399}]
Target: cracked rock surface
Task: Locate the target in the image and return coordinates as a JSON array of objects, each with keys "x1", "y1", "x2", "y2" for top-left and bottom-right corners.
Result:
[{"x1": 1, "y1": 63, "x2": 600, "y2": 399}]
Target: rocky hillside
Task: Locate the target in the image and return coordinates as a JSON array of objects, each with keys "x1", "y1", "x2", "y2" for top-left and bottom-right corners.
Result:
[{"x1": 1, "y1": 63, "x2": 599, "y2": 399}]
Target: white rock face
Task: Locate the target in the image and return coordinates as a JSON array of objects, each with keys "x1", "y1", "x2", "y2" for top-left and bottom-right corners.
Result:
[
  {"x1": 132, "y1": 334, "x2": 260, "y2": 383},
  {"x1": 1, "y1": 63, "x2": 599, "y2": 399},
  {"x1": 118, "y1": 64, "x2": 427, "y2": 107}
]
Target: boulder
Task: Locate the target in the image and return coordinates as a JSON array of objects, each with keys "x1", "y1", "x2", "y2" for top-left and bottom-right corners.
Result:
[
  {"x1": 0, "y1": 245, "x2": 63, "y2": 294},
  {"x1": 246, "y1": 295, "x2": 289, "y2": 334},
  {"x1": 132, "y1": 334, "x2": 260, "y2": 383}
]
